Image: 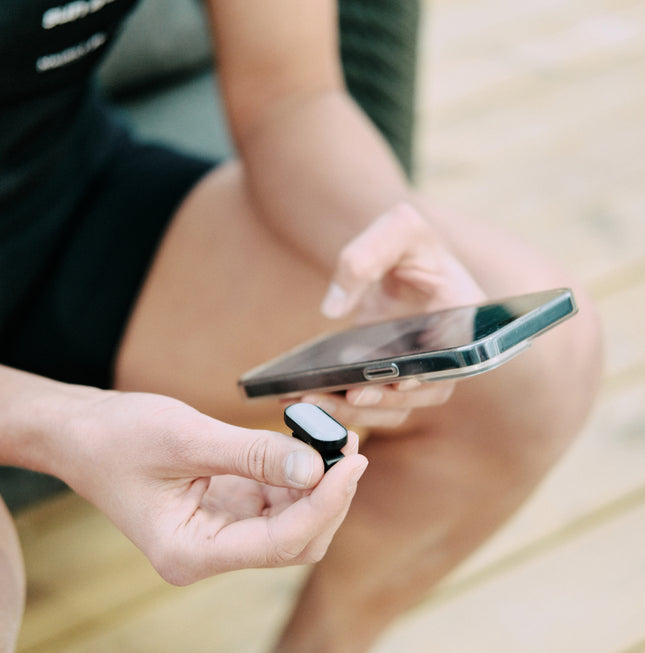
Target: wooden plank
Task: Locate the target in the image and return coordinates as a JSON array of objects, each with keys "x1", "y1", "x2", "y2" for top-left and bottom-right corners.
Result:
[
  {"x1": 40, "y1": 567, "x2": 307, "y2": 653},
  {"x1": 415, "y1": 0, "x2": 645, "y2": 281},
  {"x1": 423, "y1": 0, "x2": 644, "y2": 115},
  {"x1": 599, "y1": 277, "x2": 645, "y2": 385},
  {"x1": 440, "y1": 379, "x2": 645, "y2": 578},
  {"x1": 622, "y1": 639, "x2": 645, "y2": 653},
  {"x1": 373, "y1": 499, "x2": 645, "y2": 653},
  {"x1": 439, "y1": 274, "x2": 645, "y2": 579},
  {"x1": 16, "y1": 493, "x2": 306, "y2": 653},
  {"x1": 16, "y1": 494, "x2": 165, "y2": 651}
]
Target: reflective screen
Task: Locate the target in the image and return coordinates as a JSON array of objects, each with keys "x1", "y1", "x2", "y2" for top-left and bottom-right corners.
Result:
[{"x1": 255, "y1": 293, "x2": 554, "y2": 377}]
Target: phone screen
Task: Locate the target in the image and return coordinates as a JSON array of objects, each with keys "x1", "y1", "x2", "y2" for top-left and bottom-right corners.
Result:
[
  {"x1": 259, "y1": 297, "x2": 529, "y2": 376},
  {"x1": 240, "y1": 289, "x2": 576, "y2": 398}
]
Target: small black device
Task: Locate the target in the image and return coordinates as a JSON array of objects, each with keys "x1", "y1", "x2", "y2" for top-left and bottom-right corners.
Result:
[
  {"x1": 239, "y1": 289, "x2": 577, "y2": 399},
  {"x1": 284, "y1": 403, "x2": 348, "y2": 471}
]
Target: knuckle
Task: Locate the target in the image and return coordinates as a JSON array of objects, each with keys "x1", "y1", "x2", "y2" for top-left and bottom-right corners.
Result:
[
  {"x1": 149, "y1": 408, "x2": 209, "y2": 466},
  {"x1": 267, "y1": 531, "x2": 305, "y2": 566},
  {"x1": 268, "y1": 544, "x2": 299, "y2": 566},
  {"x1": 239, "y1": 436, "x2": 271, "y2": 483},
  {"x1": 337, "y1": 245, "x2": 380, "y2": 283},
  {"x1": 394, "y1": 201, "x2": 425, "y2": 226},
  {"x1": 392, "y1": 203, "x2": 432, "y2": 239}
]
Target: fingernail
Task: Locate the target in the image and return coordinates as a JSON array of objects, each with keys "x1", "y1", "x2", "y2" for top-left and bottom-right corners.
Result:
[
  {"x1": 285, "y1": 451, "x2": 317, "y2": 488},
  {"x1": 352, "y1": 387, "x2": 383, "y2": 406},
  {"x1": 321, "y1": 283, "x2": 347, "y2": 319}
]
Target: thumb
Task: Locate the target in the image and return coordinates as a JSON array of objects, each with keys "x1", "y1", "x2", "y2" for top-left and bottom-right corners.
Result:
[{"x1": 215, "y1": 425, "x2": 325, "y2": 489}]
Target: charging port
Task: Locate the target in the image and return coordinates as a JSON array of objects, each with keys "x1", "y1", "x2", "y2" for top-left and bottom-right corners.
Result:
[{"x1": 363, "y1": 364, "x2": 400, "y2": 381}]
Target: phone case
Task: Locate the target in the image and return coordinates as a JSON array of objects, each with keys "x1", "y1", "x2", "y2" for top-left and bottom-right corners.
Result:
[{"x1": 238, "y1": 288, "x2": 577, "y2": 399}]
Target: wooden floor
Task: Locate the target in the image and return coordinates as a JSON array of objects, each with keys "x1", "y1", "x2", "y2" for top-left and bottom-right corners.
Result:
[{"x1": 14, "y1": 0, "x2": 645, "y2": 650}]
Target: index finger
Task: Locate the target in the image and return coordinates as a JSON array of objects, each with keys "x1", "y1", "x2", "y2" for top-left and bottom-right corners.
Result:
[
  {"x1": 345, "y1": 379, "x2": 456, "y2": 409},
  {"x1": 321, "y1": 203, "x2": 430, "y2": 318},
  {"x1": 199, "y1": 453, "x2": 368, "y2": 574}
]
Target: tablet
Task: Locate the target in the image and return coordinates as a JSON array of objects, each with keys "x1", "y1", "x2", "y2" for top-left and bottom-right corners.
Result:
[{"x1": 238, "y1": 288, "x2": 577, "y2": 399}]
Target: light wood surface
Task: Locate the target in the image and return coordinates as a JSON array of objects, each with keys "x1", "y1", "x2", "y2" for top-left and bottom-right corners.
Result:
[{"x1": 14, "y1": 0, "x2": 645, "y2": 650}]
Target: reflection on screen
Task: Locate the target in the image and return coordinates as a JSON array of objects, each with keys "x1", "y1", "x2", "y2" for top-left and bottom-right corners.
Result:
[{"x1": 259, "y1": 299, "x2": 525, "y2": 376}]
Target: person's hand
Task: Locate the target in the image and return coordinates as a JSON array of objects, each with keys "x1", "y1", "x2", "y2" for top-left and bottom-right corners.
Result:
[
  {"x1": 62, "y1": 391, "x2": 367, "y2": 585},
  {"x1": 310, "y1": 203, "x2": 486, "y2": 427}
]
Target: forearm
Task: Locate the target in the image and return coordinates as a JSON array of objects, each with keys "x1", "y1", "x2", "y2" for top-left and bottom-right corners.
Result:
[
  {"x1": 208, "y1": 0, "x2": 415, "y2": 271},
  {"x1": 236, "y1": 88, "x2": 412, "y2": 272},
  {"x1": 0, "y1": 365, "x2": 99, "y2": 478}
]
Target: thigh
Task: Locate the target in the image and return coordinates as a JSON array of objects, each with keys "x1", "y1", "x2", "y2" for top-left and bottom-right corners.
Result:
[
  {"x1": 114, "y1": 164, "x2": 600, "y2": 435},
  {"x1": 0, "y1": 497, "x2": 24, "y2": 653},
  {"x1": 114, "y1": 166, "x2": 601, "y2": 426},
  {"x1": 114, "y1": 162, "x2": 349, "y2": 425}
]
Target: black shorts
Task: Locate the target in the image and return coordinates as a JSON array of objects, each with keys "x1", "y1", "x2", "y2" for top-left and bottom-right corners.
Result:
[{"x1": 0, "y1": 133, "x2": 214, "y2": 389}]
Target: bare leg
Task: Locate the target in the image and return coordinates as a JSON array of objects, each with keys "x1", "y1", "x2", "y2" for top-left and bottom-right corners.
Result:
[
  {"x1": 274, "y1": 204, "x2": 603, "y2": 652},
  {"x1": 115, "y1": 162, "x2": 348, "y2": 424},
  {"x1": 115, "y1": 165, "x2": 602, "y2": 652},
  {"x1": 0, "y1": 497, "x2": 25, "y2": 653},
  {"x1": 275, "y1": 330, "x2": 600, "y2": 652}
]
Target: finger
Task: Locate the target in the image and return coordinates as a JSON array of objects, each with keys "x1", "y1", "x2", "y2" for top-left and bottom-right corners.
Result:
[
  {"x1": 293, "y1": 457, "x2": 364, "y2": 562},
  {"x1": 266, "y1": 453, "x2": 367, "y2": 565},
  {"x1": 187, "y1": 419, "x2": 326, "y2": 490},
  {"x1": 301, "y1": 394, "x2": 411, "y2": 429},
  {"x1": 346, "y1": 379, "x2": 456, "y2": 410},
  {"x1": 342, "y1": 430, "x2": 360, "y2": 456},
  {"x1": 321, "y1": 203, "x2": 429, "y2": 319},
  {"x1": 202, "y1": 453, "x2": 369, "y2": 573}
]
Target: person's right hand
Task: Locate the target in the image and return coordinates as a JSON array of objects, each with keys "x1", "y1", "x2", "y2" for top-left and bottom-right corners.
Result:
[
  {"x1": 62, "y1": 391, "x2": 367, "y2": 585},
  {"x1": 301, "y1": 203, "x2": 486, "y2": 429}
]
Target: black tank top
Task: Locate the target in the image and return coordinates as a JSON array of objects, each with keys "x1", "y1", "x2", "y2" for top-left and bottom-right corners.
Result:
[
  {"x1": 0, "y1": 0, "x2": 137, "y2": 102},
  {"x1": 0, "y1": 0, "x2": 139, "y2": 329}
]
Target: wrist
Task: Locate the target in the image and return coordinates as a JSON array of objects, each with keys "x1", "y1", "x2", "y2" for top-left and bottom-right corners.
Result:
[
  {"x1": 0, "y1": 367, "x2": 107, "y2": 479},
  {"x1": 238, "y1": 89, "x2": 410, "y2": 270}
]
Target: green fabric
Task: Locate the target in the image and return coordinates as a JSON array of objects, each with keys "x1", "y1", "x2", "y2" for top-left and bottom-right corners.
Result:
[
  {"x1": 339, "y1": 0, "x2": 421, "y2": 176},
  {"x1": 0, "y1": 467, "x2": 67, "y2": 513},
  {"x1": 99, "y1": 0, "x2": 212, "y2": 96},
  {"x1": 100, "y1": 0, "x2": 421, "y2": 174}
]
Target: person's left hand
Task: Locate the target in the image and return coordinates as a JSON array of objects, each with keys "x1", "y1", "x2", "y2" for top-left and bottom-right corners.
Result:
[{"x1": 303, "y1": 202, "x2": 486, "y2": 428}]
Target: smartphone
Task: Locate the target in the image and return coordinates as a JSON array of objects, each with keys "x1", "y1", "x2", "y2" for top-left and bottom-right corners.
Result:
[{"x1": 238, "y1": 288, "x2": 577, "y2": 399}]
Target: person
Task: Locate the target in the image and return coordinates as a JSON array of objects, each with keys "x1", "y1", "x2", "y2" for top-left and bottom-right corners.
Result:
[{"x1": 0, "y1": 1, "x2": 602, "y2": 652}]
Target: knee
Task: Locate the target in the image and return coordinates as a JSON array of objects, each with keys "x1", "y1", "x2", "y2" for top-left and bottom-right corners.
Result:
[
  {"x1": 531, "y1": 286, "x2": 604, "y2": 457},
  {"x1": 0, "y1": 498, "x2": 25, "y2": 653},
  {"x1": 396, "y1": 289, "x2": 603, "y2": 484}
]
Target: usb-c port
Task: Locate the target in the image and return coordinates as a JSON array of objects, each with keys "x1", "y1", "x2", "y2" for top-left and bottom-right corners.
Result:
[{"x1": 363, "y1": 364, "x2": 400, "y2": 381}]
